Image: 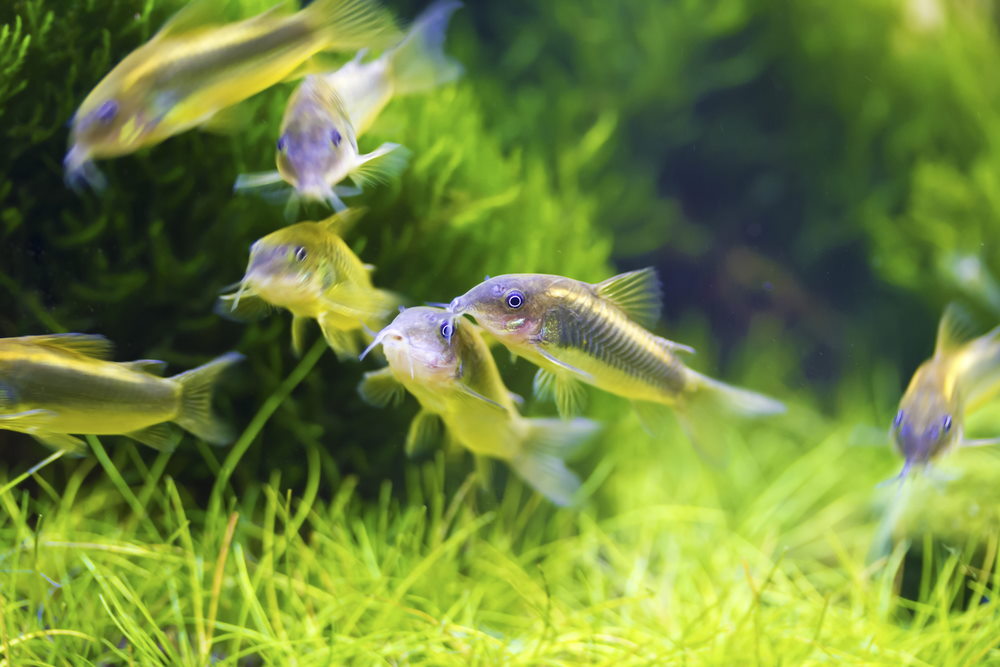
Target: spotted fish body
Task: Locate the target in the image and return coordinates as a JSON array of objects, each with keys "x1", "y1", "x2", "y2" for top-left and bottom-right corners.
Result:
[
  {"x1": 358, "y1": 307, "x2": 598, "y2": 505},
  {"x1": 0, "y1": 334, "x2": 242, "y2": 454},
  {"x1": 890, "y1": 304, "x2": 1000, "y2": 478},
  {"x1": 450, "y1": 269, "x2": 784, "y2": 458}
]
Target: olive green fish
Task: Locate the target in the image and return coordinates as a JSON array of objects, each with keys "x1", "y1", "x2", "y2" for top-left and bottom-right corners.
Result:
[
  {"x1": 235, "y1": 0, "x2": 462, "y2": 214},
  {"x1": 0, "y1": 334, "x2": 242, "y2": 455},
  {"x1": 449, "y1": 269, "x2": 785, "y2": 459},
  {"x1": 358, "y1": 307, "x2": 598, "y2": 505},
  {"x1": 890, "y1": 304, "x2": 1000, "y2": 480},
  {"x1": 65, "y1": 0, "x2": 400, "y2": 188},
  {"x1": 218, "y1": 208, "x2": 400, "y2": 358}
]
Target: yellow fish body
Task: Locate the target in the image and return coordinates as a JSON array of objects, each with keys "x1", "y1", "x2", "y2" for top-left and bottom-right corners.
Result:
[
  {"x1": 449, "y1": 269, "x2": 784, "y2": 458},
  {"x1": 219, "y1": 208, "x2": 399, "y2": 358},
  {"x1": 235, "y1": 0, "x2": 462, "y2": 212},
  {"x1": 0, "y1": 334, "x2": 242, "y2": 454},
  {"x1": 891, "y1": 304, "x2": 1000, "y2": 478},
  {"x1": 66, "y1": 0, "x2": 400, "y2": 188},
  {"x1": 358, "y1": 307, "x2": 598, "y2": 505}
]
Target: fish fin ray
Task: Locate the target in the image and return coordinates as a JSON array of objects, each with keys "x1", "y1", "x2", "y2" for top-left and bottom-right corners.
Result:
[
  {"x1": 532, "y1": 344, "x2": 593, "y2": 380},
  {"x1": 171, "y1": 352, "x2": 244, "y2": 445},
  {"x1": 405, "y1": 410, "x2": 443, "y2": 459},
  {"x1": 532, "y1": 367, "x2": 557, "y2": 401},
  {"x1": 357, "y1": 367, "x2": 405, "y2": 407},
  {"x1": 124, "y1": 424, "x2": 179, "y2": 452},
  {"x1": 655, "y1": 335, "x2": 696, "y2": 355},
  {"x1": 215, "y1": 291, "x2": 274, "y2": 323},
  {"x1": 456, "y1": 383, "x2": 507, "y2": 412},
  {"x1": 320, "y1": 206, "x2": 368, "y2": 236},
  {"x1": 386, "y1": 0, "x2": 463, "y2": 96},
  {"x1": 594, "y1": 267, "x2": 663, "y2": 327},
  {"x1": 33, "y1": 432, "x2": 89, "y2": 457},
  {"x1": 962, "y1": 437, "x2": 1000, "y2": 448},
  {"x1": 935, "y1": 302, "x2": 980, "y2": 356},
  {"x1": 16, "y1": 334, "x2": 114, "y2": 360},
  {"x1": 120, "y1": 359, "x2": 168, "y2": 376},
  {"x1": 510, "y1": 417, "x2": 598, "y2": 506},
  {"x1": 153, "y1": 0, "x2": 240, "y2": 40},
  {"x1": 308, "y1": 0, "x2": 402, "y2": 52},
  {"x1": 553, "y1": 374, "x2": 588, "y2": 418},
  {"x1": 317, "y1": 314, "x2": 360, "y2": 359},
  {"x1": 349, "y1": 143, "x2": 411, "y2": 190}
]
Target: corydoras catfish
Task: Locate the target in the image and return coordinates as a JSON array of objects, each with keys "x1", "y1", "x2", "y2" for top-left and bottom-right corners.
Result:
[
  {"x1": 358, "y1": 307, "x2": 598, "y2": 505},
  {"x1": 0, "y1": 334, "x2": 242, "y2": 454},
  {"x1": 218, "y1": 208, "x2": 399, "y2": 358},
  {"x1": 449, "y1": 269, "x2": 785, "y2": 461},
  {"x1": 235, "y1": 0, "x2": 463, "y2": 214},
  {"x1": 66, "y1": 0, "x2": 400, "y2": 188},
  {"x1": 890, "y1": 304, "x2": 1000, "y2": 480}
]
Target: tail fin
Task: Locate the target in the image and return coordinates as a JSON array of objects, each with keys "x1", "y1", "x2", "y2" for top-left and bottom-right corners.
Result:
[
  {"x1": 671, "y1": 370, "x2": 785, "y2": 465},
  {"x1": 509, "y1": 417, "x2": 598, "y2": 506},
  {"x1": 386, "y1": 0, "x2": 463, "y2": 96},
  {"x1": 308, "y1": 0, "x2": 401, "y2": 52},
  {"x1": 171, "y1": 352, "x2": 244, "y2": 445}
]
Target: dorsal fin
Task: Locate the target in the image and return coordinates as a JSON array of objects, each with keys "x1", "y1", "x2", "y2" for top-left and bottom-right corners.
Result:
[
  {"x1": 935, "y1": 302, "x2": 979, "y2": 356},
  {"x1": 153, "y1": 0, "x2": 238, "y2": 40},
  {"x1": 320, "y1": 207, "x2": 368, "y2": 237},
  {"x1": 18, "y1": 334, "x2": 114, "y2": 360},
  {"x1": 594, "y1": 268, "x2": 663, "y2": 328}
]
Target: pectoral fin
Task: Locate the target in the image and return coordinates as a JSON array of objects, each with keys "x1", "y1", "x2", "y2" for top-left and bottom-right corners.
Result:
[
  {"x1": 532, "y1": 344, "x2": 593, "y2": 380},
  {"x1": 32, "y1": 433, "x2": 88, "y2": 457},
  {"x1": 124, "y1": 424, "x2": 179, "y2": 452},
  {"x1": 291, "y1": 315, "x2": 311, "y2": 357},
  {"x1": 457, "y1": 383, "x2": 507, "y2": 412},
  {"x1": 1, "y1": 407, "x2": 86, "y2": 455},
  {"x1": 405, "y1": 410, "x2": 443, "y2": 460},
  {"x1": 532, "y1": 367, "x2": 587, "y2": 418},
  {"x1": 349, "y1": 143, "x2": 411, "y2": 190},
  {"x1": 357, "y1": 367, "x2": 405, "y2": 408},
  {"x1": 215, "y1": 290, "x2": 274, "y2": 323},
  {"x1": 317, "y1": 314, "x2": 360, "y2": 360},
  {"x1": 963, "y1": 437, "x2": 1000, "y2": 448},
  {"x1": 319, "y1": 207, "x2": 368, "y2": 236}
]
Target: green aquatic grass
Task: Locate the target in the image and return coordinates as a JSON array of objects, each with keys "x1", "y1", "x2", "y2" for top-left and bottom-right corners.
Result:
[{"x1": 4, "y1": 373, "x2": 1000, "y2": 665}]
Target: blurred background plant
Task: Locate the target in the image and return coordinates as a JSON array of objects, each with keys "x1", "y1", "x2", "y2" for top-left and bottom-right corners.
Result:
[{"x1": 3, "y1": 0, "x2": 1000, "y2": 661}]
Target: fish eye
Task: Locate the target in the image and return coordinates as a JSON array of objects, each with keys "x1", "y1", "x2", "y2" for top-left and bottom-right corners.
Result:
[
  {"x1": 277, "y1": 136, "x2": 287, "y2": 152},
  {"x1": 943, "y1": 415, "x2": 953, "y2": 432},
  {"x1": 440, "y1": 321, "x2": 454, "y2": 341},
  {"x1": 893, "y1": 410, "x2": 904, "y2": 428},
  {"x1": 330, "y1": 129, "x2": 342, "y2": 147},
  {"x1": 505, "y1": 290, "x2": 525, "y2": 309},
  {"x1": 294, "y1": 246, "x2": 307, "y2": 262},
  {"x1": 96, "y1": 100, "x2": 118, "y2": 124}
]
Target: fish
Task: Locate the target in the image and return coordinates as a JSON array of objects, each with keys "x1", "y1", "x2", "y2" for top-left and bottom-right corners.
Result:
[
  {"x1": 357, "y1": 307, "x2": 598, "y2": 506},
  {"x1": 448, "y1": 268, "x2": 785, "y2": 460},
  {"x1": 0, "y1": 334, "x2": 243, "y2": 455},
  {"x1": 889, "y1": 303, "x2": 1000, "y2": 480},
  {"x1": 234, "y1": 0, "x2": 463, "y2": 214},
  {"x1": 218, "y1": 207, "x2": 400, "y2": 358},
  {"x1": 65, "y1": 0, "x2": 401, "y2": 189}
]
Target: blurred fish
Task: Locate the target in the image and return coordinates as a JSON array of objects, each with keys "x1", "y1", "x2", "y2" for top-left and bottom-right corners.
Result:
[
  {"x1": 941, "y1": 252, "x2": 1000, "y2": 316},
  {"x1": 449, "y1": 269, "x2": 785, "y2": 461},
  {"x1": 65, "y1": 0, "x2": 400, "y2": 189},
  {"x1": 0, "y1": 334, "x2": 242, "y2": 454},
  {"x1": 235, "y1": 0, "x2": 463, "y2": 214},
  {"x1": 218, "y1": 208, "x2": 399, "y2": 358},
  {"x1": 358, "y1": 307, "x2": 598, "y2": 505},
  {"x1": 889, "y1": 304, "x2": 1000, "y2": 480}
]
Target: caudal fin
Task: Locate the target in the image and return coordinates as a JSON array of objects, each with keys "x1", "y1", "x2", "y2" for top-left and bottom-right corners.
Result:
[
  {"x1": 671, "y1": 370, "x2": 785, "y2": 465},
  {"x1": 308, "y1": 0, "x2": 401, "y2": 52},
  {"x1": 509, "y1": 417, "x2": 599, "y2": 506},
  {"x1": 171, "y1": 352, "x2": 244, "y2": 445},
  {"x1": 386, "y1": 0, "x2": 463, "y2": 96}
]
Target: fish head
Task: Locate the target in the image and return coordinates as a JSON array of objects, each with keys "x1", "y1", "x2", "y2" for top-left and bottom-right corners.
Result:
[
  {"x1": 276, "y1": 79, "x2": 357, "y2": 206},
  {"x1": 890, "y1": 384, "x2": 961, "y2": 466},
  {"x1": 238, "y1": 223, "x2": 336, "y2": 311},
  {"x1": 449, "y1": 274, "x2": 555, "y2": 344},
  {"x1": 371, "y1": 307, "x2": 462, "y2": 384},
  {"x1": 66, "y1": 81, "x2": 153, "y2": 186}
]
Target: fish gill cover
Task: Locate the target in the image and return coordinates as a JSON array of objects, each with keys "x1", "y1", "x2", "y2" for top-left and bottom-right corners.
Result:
[{"x1": 3, "y1": 0, "x2": 1000, "y2": 663}]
